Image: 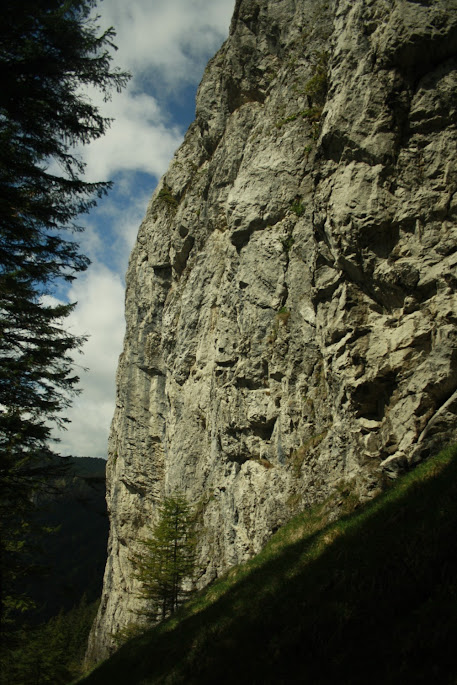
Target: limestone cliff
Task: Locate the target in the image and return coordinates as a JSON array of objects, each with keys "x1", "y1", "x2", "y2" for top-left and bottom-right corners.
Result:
[{"x1": 88, "y1": 0, "x2": 457, "y2": 660}]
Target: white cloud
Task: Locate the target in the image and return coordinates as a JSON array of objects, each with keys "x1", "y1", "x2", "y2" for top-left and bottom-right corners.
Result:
[
  {"x1": 80, "y1": 89, "x2": 183, "y2": 182},
  {"x1": 54, "y1": 265, "x2": 126, "y2": 459},
  {"x1": 78, "y1": 0, "x2": 235, "y2": 183},
  {"x1": 99, "y1": 0, "x2": 235, "y2": 90}
]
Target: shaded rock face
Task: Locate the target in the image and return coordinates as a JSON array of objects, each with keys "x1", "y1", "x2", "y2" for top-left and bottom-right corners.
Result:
[{"x1": 88, "y1": 0, "x2": 457, "y2": 659}]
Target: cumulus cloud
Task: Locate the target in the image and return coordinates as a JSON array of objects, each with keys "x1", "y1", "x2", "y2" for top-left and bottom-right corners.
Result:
[
  {"x1": 79, "y1": 0, "x2": 235, "y2": 183},
  {"x1": 54, "y1": 265, "x2": 126, "y2": 459},
  {"x1": 80, "y1": 90, "x2": 183, "y2": 182},
  {"x1": 99, "y1": 0, "x2": 235, "y2": 90}
]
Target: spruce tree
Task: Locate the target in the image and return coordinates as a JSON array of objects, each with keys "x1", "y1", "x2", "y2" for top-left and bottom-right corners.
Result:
[
  {"x1": 0, "y1": 0, "x2": 129, "y2": 636},
  {"x1": 132, "y1": 495, "x2": 197, "y2": 621}
]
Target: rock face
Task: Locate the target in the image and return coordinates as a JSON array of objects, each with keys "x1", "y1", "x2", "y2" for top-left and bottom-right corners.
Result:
[{"x1": 87, "y1": 0, "x2": 457, "y2": 660}]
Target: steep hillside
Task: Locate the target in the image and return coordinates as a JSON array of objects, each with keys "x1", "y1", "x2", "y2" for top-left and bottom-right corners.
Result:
[
  {"x1": 81, "y1": 445, "x2": 457, "y2": 684},
  {"x1": 88, "y1": 0, "x2": 457, "y2": 658}
]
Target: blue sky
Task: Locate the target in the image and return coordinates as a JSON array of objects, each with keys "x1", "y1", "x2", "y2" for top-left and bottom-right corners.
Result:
[{"x1": 55, "y1": 0, "x2": 235, "y2": 459}]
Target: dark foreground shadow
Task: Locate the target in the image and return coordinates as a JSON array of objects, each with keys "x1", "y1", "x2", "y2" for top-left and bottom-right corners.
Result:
[{"x1": 81, "y1": 448, "x2": 457, "y2": 685}]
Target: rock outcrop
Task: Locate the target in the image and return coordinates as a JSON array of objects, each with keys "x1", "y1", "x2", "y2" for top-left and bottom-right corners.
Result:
[{"x1": 87, "y1": 0, "x2": 457, "y2": 660}]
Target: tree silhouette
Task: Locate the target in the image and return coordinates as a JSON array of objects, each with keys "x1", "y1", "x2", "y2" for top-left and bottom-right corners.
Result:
[{"x1": 0, "y1": 0, "x2": 129, "y2": 638}]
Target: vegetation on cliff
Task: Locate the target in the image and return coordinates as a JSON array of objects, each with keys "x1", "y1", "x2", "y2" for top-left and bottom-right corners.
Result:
[{"x1": 80, "y1": 445, "x2": 457, "y2": 684}]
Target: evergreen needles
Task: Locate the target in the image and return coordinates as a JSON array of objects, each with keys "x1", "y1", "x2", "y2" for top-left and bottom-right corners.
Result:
[
  {"x1": 0, "y1": 0, "x2": 129, "y2": 645},
  {"x1": 131, "y1": 494, "x2": 196, "y2": 622}
]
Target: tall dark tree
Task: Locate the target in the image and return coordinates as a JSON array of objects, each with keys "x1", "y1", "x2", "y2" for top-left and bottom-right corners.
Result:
[{"x1": 0, "y1": 0, "x2": 129, "y2": 634}]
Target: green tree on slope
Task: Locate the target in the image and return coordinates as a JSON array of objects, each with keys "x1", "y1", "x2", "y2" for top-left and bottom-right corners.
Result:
[
  {"x1": 132, "y1": 494, "x2": 197, "y2": 621},
  {"x1": 0, "y1": 0, "x2": 129, "y2": 635}
]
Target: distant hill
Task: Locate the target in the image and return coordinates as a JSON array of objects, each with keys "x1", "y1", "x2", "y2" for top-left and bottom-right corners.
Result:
[{"x1": 24, "y1": 456, "x2": 109, "y2": 624}]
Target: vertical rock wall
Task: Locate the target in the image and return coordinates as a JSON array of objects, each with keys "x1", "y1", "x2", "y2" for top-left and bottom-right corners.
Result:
[{"x1": 88, "y1": 0, "x2": 457, "y2": 660}]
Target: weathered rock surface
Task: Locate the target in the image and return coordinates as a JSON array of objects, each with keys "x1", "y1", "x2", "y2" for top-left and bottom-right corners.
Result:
[{"x1": 87, "y1": 0, "x2": 457, "y2": 660}]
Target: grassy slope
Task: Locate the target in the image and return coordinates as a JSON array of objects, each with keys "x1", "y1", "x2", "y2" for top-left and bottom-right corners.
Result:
[{"x1": 80, "y1": 446, "x2": 457, "y2": 685}]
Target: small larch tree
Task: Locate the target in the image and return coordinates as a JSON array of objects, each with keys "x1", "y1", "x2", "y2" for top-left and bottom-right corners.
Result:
[{"x1": 132, "y1": 494, "x2": 197, "y2": 622}]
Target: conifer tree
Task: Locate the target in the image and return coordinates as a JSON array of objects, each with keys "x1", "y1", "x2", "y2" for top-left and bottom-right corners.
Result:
[
  {"x1": 132, "y1": 495, "x2": 197, "y2": 621},
  {"x1": 1, "y1": 595, "x2": 99, "y2": 684},
  {"x1": 0, "y1": 0, "x2": 129, "y2": 635}
]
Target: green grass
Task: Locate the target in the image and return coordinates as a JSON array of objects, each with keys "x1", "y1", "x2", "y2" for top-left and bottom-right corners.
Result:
[
  {"x1": 157, "y1": 185, "x2": 178, "y2": 209},
  {"x1": 79, "y1": 445, "x2": 457, "y2": 684}
]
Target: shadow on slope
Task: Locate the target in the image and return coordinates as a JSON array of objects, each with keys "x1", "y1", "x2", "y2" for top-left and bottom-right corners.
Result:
[{"x1": 80, "y1": 445, "x2": 457, "y2": 685}]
